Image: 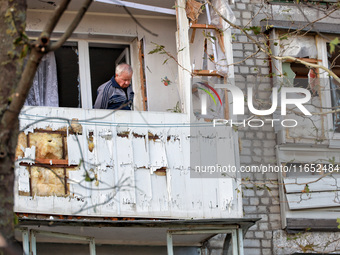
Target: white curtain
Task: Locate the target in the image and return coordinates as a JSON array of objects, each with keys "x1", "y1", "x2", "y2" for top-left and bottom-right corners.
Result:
[{"x1": 25, "y1": 52, "x2": 59, "y2": 107}]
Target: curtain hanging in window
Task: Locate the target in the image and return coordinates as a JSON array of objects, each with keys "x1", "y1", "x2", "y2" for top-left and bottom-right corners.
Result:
[{"x1": 25, "y1": 52, "x2": 59, "y2": 107}]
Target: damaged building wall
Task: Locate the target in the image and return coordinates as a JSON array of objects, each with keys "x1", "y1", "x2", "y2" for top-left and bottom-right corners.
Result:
[{"x1": 15, "y1": 107, "x2": 242, "y2": 219}]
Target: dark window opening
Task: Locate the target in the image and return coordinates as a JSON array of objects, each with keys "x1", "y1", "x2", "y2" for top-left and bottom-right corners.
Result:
[
  {"x1": 55, "y1": 44, "x2": 80, "y2": 108},
  {"x1": 282, "y1": 61, "x2": 319, "y2": 96},
  {"x1": 89, "y1": 44, "x2": 128, "y2": 106}
]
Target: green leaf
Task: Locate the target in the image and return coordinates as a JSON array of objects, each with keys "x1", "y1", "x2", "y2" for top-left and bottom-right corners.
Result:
[
  {"x1": 329, "y1": 37, "x2": 339, "y2": 54},
  {"x1": 302, "y1": 184, "x2": 310, "y2": 193},
  {"x1": 84, "y1": 171, "x2": 94, "y2": 182},
  {"x1": 148, "y1": 44, "x2": 165, "y2": 55},
  {"x1": 266, "y1": 24, "x2": 274, "y2": 30},
  {"x1": 163, "y1": 58, "x2": 169, "y2": 65},
  {"x1": 249, "y1": 26, "x2": 261, "y2": 35},
  {"x1": 337, "y1": 218, "x2": 340, "y2": 229},
  {"x1": 13, "y1": 213, "x2": 19, "y2": 226},
  {"x1": 20, "y1": 44, "x2": 29, "y2": 58}
]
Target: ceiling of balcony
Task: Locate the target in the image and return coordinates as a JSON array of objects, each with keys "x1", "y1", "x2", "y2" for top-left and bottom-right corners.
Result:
[{"x1": 28, "y1": 0, "x2": 176, "y2": 16}]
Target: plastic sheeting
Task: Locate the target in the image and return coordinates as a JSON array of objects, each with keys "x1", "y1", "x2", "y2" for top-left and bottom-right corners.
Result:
[
  {"x1": 208, "y1": 0, "x2": 236, "y2": 76},
  {"x1": 280, "y1": 35, "x2": 317, "y2": 58},
  {"x1": 209, "y1": 0, "x2": 236, "y2": 28}
]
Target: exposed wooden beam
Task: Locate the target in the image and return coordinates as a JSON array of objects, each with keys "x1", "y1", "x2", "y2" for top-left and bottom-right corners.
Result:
[{"x1": 193, "y1": 70, "x2": 223, "y2": 77}]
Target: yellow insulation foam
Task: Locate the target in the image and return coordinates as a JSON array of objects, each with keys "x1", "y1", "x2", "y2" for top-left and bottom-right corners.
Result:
[
  {"x1": 29, "y1": 133, "x2": 64, "y2": 159},
  {"x1": 15, "y1": 132, "x2": 27, "y2": 158},
  {"x1": 31, "y1": 167, "x2": 71, "y2": 197}
]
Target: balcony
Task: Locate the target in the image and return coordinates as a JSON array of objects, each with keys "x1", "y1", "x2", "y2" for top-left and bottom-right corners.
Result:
[{"x1": 15, "y1": 106, "x2": 242, "y2": 220}]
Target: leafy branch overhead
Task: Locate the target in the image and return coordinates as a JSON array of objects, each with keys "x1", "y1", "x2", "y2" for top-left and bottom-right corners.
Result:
[{"x1": 148, "y1": 42, "x2": 190, "y2": 72}]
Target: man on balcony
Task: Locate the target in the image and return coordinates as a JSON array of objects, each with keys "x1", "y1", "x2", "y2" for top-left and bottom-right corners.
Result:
[{"x1": 94, "y1": 63, "x2": 134, "y2": 110}]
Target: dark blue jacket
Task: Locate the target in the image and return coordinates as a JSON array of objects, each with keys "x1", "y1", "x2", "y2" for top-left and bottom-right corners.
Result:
[{"x1": 94, "y1": 77, "x2": 134, "y2": 110}]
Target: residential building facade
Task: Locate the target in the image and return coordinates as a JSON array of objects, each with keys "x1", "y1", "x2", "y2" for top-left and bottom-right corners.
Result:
[{"x1": 14, "y1": 0, "x2": 340, "y2": 254}]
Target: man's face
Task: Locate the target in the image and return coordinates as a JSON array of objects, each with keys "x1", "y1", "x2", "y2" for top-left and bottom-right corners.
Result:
[{"x1": 115, "y1": 71, "x2": 132, "y2": 89}]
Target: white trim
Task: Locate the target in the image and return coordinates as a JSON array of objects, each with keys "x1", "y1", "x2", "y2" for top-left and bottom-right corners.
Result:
[
  {"x1": 30, "y1": 230, "x2": 36, "y2": 255},
  {"x1": 29, "y1": 229, "x2": 96, "y2": 255},
  {"x1": 276, "y1": 147, "x2": 287, "y2": 229},
  {"x1": 22, "y1": 228, "x2": 29, "y2": 255},
  {"x1": 238, "y1": 229, "x2": 244, "y2": 255},
  {"x1": 94, "y1": 0, "x2": 176, "y2": 15},
  {"x1": 271, "y1": 29, "x2": 285, "y2": 143},
  {"x1": 27, "y1": 9, "x2": 176, "y2": 20},
  {"x1": 78, "y1": 40, "x2": 93, "y2": 109},
  {"x1": 115, "y1": 47, "x2": 130, "y2": 66},
  {"x1": 316, "y1": 36, "x2": 334, "y2": 142},
  {"x1": 176, "y1": 0, "x2": 192, "y2": 118}
]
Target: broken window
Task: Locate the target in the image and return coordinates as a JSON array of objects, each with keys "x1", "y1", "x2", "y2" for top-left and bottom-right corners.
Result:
[
  {"x1": 282, "y1": 61, "x2": 319, "y2": 96},
  {"x1": 26, "y1": 39, "x2": 131, "y2": 109},
  {"x1": 280, "y1": 34, "x2": 320, "y2": 95}
]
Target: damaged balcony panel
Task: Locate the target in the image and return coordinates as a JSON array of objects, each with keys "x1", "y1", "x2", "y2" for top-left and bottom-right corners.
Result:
[
  {"x1": 148, "y1": 130, "x2": 168, "y2": 173},
  {"x1": 134, "y1": 168, "x2": 153, "y2": 213},
  {"x1": 149, "y1": 173, "x2": 170, "y2": 215},
  {"x1": 16, "y1": 107, "x2": 242, "y2": 219},
  {"x1": 132, "y1": 130, "x2": 149, "y2": 169}
]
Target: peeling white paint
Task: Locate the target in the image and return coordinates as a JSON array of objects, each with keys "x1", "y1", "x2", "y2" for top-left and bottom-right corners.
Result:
[
  {"x1": 15, "y1": 107, "x2": 242, "y2": 219},
  {"x1": 23, "y1": 146, "x2": 35, "y2": 163}
]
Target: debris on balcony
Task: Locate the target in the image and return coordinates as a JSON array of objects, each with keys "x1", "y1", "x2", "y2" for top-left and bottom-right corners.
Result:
[
  {"x1": 69, "y1": 118, "x2": 83, "y2": 134},
  {"x1": 88, "y1": 132, "x2": 94, "y2": 152},
  {"x1": 185, "y1": 0, "x2": 203, "y2": 22}
]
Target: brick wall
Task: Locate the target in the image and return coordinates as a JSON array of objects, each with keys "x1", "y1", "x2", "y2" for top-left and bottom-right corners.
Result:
[{"x1": 231, "y1": 0, "x2": 282, "y2": 253}]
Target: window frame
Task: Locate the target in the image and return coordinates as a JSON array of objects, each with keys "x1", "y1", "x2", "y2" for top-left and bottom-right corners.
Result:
[
  {"x1": 75, "y1": 39, "x2": 134, "y2": 109},
  {"x1": 271, "y1": 29, "x2": 340, "y2": 144},
  {"x1": 28, "y1": 32, "x2": 138, "y2": 110},
  {"x1": 316, "y1": 36, "x2": 340, "y2": 143}
]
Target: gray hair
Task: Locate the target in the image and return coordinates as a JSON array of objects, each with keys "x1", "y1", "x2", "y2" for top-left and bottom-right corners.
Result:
[{"x1": 116, "y1": 63, "x2": 133, "y2": 76}]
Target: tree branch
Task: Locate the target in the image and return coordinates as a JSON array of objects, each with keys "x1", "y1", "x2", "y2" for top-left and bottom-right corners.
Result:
[
  {"x1": 2, "y1": 0, "x2": 93, "y2": 134},
  {"x1": 43, "y1": 0, "x2": 71, "y2": 36},
  {"x1": 207, "y1": 0, "x2": 340, "y2": 84},
  {"x1": 50, "y1": 0, "x2": 93, "y2": 51}
]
